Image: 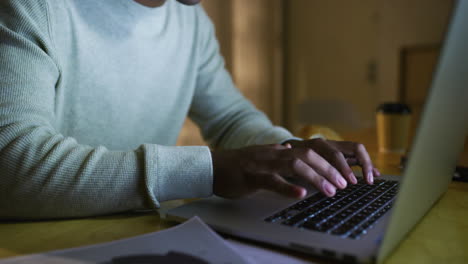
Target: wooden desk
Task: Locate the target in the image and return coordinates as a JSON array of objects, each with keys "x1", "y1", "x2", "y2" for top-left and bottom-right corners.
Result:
[{"x1": 1, "y1": 129, "x2": 467, "y2": 263}]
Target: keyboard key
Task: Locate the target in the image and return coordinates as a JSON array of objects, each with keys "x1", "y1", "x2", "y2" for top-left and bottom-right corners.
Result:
[
  {"x1": 265, "y1": 178, "x2": 399, "y2": 239},
  {"x1": 283, "y1": 211, "x2": 313, "y2": 226}
]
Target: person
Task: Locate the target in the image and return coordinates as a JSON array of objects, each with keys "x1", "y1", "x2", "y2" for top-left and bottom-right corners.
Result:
[{"x1": 0, "y1": 0, "x2": 380, "y2": 219}]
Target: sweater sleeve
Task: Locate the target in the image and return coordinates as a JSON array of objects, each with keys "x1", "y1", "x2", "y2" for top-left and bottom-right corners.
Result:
[
  {"x1": 0, "y1": 0, "x2": 212, "y2": 220},
  {"x1": 188, "y1": 6, "x2": 299, "y2": 150}
]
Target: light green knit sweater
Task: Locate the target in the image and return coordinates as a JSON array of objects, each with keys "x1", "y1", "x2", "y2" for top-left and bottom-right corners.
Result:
[{"x1": 0, "y1": 0, "x2": 296, "y2": 219}]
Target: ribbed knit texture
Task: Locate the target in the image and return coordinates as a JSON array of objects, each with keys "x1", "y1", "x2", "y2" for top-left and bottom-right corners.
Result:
[{"x1": 0, "y1": 0, "x2": 296, "y2": 219}]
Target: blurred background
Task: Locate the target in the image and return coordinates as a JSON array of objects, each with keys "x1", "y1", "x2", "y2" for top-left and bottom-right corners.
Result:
[{"x1": 177, "y1": 0, "x2": 454, "y2": 146}]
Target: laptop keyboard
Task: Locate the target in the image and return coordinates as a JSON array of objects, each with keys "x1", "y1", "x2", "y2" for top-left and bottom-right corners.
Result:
[{"x1": 264, "y1": 178, "x2": 398, "y2": 239}]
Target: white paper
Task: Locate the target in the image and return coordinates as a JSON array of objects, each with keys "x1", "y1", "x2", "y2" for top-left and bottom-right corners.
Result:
[
  {"x1": 0, "y1": 216, "x2": 252, "y2": 264},
  {"x1": 227, "y1": 239, "x2": 315, "y2": 264}
]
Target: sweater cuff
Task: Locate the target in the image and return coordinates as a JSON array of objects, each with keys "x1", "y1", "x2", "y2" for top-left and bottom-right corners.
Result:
[{"x1": 143, "y1": 145, "x2": 213, "y2": 205}]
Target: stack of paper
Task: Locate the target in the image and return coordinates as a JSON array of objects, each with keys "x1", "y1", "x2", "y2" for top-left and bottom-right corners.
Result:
[
  {"x1": 0, "y1": 216, "x2": 312, "y2": 264},
  {"x1": 0, "y1": 217, "x2": 250, "y2": 264}
]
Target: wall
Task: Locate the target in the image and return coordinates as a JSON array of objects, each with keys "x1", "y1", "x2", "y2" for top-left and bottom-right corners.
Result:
[
  {"x1": 285, "y1": 0, "x2": 379, "y2": 134},
  {"x1": 377, "y1": 0, "x2": 454, "y2": 102},
  {"x1": 285, "y1": 0, "x2": 453, "y2": 135},
  {"x1": 178, "y1": 0, "x2": 454, "y2": 145}
]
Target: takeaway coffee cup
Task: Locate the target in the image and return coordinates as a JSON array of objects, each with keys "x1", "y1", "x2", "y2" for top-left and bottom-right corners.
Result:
[{"x1": 376, "y1": 103, "x2": 412, "y2": 154}]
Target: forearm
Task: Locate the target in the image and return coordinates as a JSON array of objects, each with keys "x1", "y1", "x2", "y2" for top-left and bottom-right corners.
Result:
[
  {"x1": 0, "y1": 121, "x2": 213, "y2": 219},
  {"x1": 0, "y1": 122, "x2": 144, "y2": 219},
  {"x1": 194, "y1": 100, "x2": 294, "y2": 149}
]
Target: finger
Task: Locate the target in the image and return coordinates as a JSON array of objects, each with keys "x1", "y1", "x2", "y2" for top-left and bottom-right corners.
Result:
[
  {"x1": 373, "y1": 167, "x2": 381, "y2": 177},
  {"x1": 318, "y1": 142, "x2": 358, "y2": 185},
  {"x1": 327, "y1": 140, "x2": 360, "y2": 184},
  {"x1": 328, "y1": 150, "x2": 357, "y2": 185},
  {"x1": 354, "y1": 143, "x2": 374, "y2": 184},
  {"x1": 300, "y1": 139, "x2": 357, "y2": 185},
  {"x1": 258, "y1": 174, "x2": 306, "y2": 199},
  {"x1": 331, "y1": 140, "x2": 377, "y2": 184},
  {"x1": 290, "y1": 158, "x2": 336, "y2": 197},
  {"x1": 295, "y1": 148, "x2": 349, "y2": 189}
]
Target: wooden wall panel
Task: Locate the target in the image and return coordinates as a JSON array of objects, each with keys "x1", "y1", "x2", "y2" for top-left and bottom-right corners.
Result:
[
  {"x1": 231, "y1": 0, "x2": 284, "y2": 125},
  {"x1": 177, "y1": 0, "x2": 284, "y2": 146},
  {"x1": 285, "y1": 0, "x2": 379, "y2": 134}
]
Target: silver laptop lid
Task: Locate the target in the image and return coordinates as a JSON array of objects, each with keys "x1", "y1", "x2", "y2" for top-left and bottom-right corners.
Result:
[{"x1": 377, "y1": 1, "x2": 468, "y2": 262}]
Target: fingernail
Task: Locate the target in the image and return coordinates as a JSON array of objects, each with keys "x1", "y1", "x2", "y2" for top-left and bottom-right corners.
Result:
[
  {"x1": 338, "y1": 177, "x2": 347, "y2": 189},
  {"x1": 298, "y1": 188, "x2": 307, "y2": 198},
  {"x1": 368, "y1": 172, "x2": 373, "y2": 184},
  {"x1": 323, "y1": 181, "x2": 336, "y2": 196}
]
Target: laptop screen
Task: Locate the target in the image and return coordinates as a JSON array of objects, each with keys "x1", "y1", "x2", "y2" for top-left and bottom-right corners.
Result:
[{"x1": 378, "y1": 1, "x2": 468, "y2": 262}]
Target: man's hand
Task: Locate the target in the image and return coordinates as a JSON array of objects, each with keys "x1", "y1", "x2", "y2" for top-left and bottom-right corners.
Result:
[
  {"x1": 283, "y1": 139, "x2": 381, "y2": 185},
  {"x1": 211, "y1": 139, "x2": 380, "y2": 199}
]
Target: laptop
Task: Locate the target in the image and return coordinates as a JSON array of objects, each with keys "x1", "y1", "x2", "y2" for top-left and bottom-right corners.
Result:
[{"x1": 167, "y1": 2, "x2": 468, "y2": 263}]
